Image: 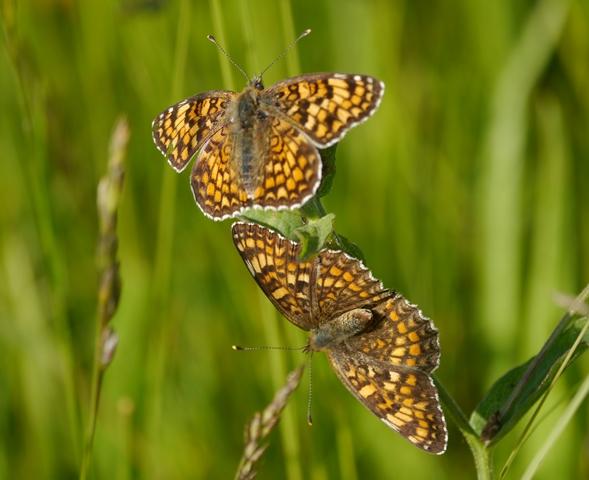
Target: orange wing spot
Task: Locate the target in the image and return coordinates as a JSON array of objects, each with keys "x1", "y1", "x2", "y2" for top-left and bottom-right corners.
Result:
[
  {"x1": 250, "y1": 256, "x2": 261, "y2": 273},
  {"x1": 392, "y1": 347, "x2": 406, "y2": 357},
  {"x1": 409, "y1": 344, "x2": 422, "y2": 356},
  {"x1": 277, "y1": 187, "x2": 288, "y2": 199},
  {"x1": 293, "y1": 168, "x2": 304, "y2": 182},
  {"x1": 387, "y1": 414, "x2": 405, "y2": 428},
  {"x1": 328, "y1": 78, "x2": 349, "y2": 89},
  {"x1": 272, "y1": 287, "x2": 289, "y2": 299},
  {"x1": 330, "y1": 266, "x2": 343, "y2": 276},
  {"x1": 396, "y1": 411, "x2": 413, "y2": 423},
  {"x1": 408, "y1": 331, "x2": 420, "y2": 342},
  {"x1": 400, "y1": 386, "x2": 412, "y2": 396}
]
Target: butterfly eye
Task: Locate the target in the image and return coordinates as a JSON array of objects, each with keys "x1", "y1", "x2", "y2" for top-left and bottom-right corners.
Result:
[{"x1": 253, "y1": 78, "x2": 264, "y2": 90}]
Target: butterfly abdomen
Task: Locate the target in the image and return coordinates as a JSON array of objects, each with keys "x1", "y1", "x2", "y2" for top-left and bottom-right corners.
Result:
[{"x1": 233, "y1": 89, "x2": 265, "y2": 194}]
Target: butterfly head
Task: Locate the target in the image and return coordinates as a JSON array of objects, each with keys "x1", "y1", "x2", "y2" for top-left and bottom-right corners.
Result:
[{"x1": 249, "y1": 75, "x2": 264, "y2": 91}]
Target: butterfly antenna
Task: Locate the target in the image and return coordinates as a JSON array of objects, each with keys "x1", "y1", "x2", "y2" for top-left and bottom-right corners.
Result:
[
  {"x1": 232, "y1": 344, "x2": 306, "y2": 352},
  {"x1": 306, "y1": 352, "x2": 314, "y2": 426},
  {"x1": 207, "y1": 34, "x2": 250, "y2": 83},
  {"x1": 258, "y1": 28, "x2": 312, "y2": 79}
]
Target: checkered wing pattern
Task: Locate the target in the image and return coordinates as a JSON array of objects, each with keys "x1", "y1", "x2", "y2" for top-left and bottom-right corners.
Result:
[
  {"x1": 253, "y1": 116, "x2": 321, "y2": 210},
  {"x1": 232, "y1": 223, "x2": 390, "y2": 329},
  {"x1": 263, "y1": 73, "x2": 384, "y2": 147},
  {"x1": 328, "y1": 352, "x2": 447, "y2": 454},
  {"x1": 191, "y1": 126, "x2": 249, "y2": 219},
  {"x1": 346, "y1": 294, "x2": 441, "y2": 372},
  {"x1": 232, "y1": 222, "x2": 315, "y2": 330},
  {"x1": 151, "y1": 91, "x2": 235, "y2": 172},
  {"x1": 312, "y1": 250, "x2": 391, "y2": 324}
]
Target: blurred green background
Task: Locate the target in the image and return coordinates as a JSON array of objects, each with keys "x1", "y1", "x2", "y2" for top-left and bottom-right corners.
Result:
[{"x1": 1, "y1": 0, "x2": 588, "y2": 478}]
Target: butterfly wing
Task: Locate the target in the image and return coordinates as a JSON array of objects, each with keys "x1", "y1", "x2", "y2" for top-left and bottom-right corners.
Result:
[
  {"x1": 231, "y1": 222, "x2": 315, "y2": 330},
  {"x1": 191, "y1": 126, "x2": 249, "y2": 220},
  {"x1": 328, "y1": 351, "x2": 447, "y2": 454},
  {"x1": 152, "y1": 91, "x2": 235, "y2": 172},
  {"x1": 345, "y1": 294, "x2": 441, "y2": 372},
  {"x1": 253, "y1": 115, "x2": 322, "y2": 210},
  {"x1": 312, "y1": 249, "x2": 391, "y2": 325},
  {"x1": 262, "y1": 73, "x2": 384, "y2": 147}
]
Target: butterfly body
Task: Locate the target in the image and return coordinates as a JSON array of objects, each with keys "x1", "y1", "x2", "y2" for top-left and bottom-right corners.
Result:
[
  {"x1": 230, "y1": 85, "x2": 265, "y2": 194},
  {"x1": 309, "y1": 308, "x2": 373, "y2": 351},
  {"x1": 152, "y1": 73, "x2": 384, "y2": 220},
  {"x1": 232, "y1": 222, "x2": 447, "y2": 454}
]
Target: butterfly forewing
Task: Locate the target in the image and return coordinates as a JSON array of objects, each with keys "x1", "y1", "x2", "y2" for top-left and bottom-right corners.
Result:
[
  {"x1": 313, "y1": 249, "x2": 391, "y2": 324},
  {"x1": 263, "y1": 73, "x2": 384, "y2": 147},
  {"x1": 328, "y1": 352, "x2": 447, "y2": 454},
  {"x1": 232, "y1": 222, "x2": 315, "y2": 330},
  {"x1": 152, "y1": 91, "x2": 235, "y2": 172}
]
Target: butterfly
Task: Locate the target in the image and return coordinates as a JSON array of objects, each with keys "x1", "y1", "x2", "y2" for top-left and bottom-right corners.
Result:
[
  {"x1": 231, "y1": 222, "x2": 448, "y2": 454},
  {"x1": 151, "y1": 36, "x2": 384, "y2": 220}
]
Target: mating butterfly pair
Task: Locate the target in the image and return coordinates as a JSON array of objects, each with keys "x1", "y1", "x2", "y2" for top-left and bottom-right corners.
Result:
[
  {"x1": 232, "y1": 222, "x2": 447, "y2": 454},
  {"x1": 152, "y1": 71, "x2": 383, "y2": 220}
]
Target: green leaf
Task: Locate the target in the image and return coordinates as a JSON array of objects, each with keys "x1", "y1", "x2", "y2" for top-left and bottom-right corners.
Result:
[
  {"x1": 330, "y1": 233, "x2": 365, "y2": 262},
  {"x1": 316, "y1": 145, "x2": 337, "y2": 198},
  {"x1": 470, "y1": 314, "x2": 589, "y2": 444},
  {"x1": 292, "y1": 213, "x2": 335, "y2": 260},
  {"x1": 239, "y1": 209, "x2": 304, "y2": 238}
]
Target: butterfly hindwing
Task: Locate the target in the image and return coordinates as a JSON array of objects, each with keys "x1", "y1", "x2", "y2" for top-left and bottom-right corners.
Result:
[
  {"x1": 328, "y1": 351, "x2": 447, "y2": 454},
  {"x1": 253, "y1": 116, "x2": 322, "y2": 210},
  {"x1": 346, "y1": 294, "x2": 441, "y2": 372},
  {"x1": 191, "y1": 126, "x2": 249, "y2": 220}
]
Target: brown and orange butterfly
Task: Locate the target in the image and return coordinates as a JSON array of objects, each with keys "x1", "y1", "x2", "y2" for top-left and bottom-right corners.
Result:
[
  {"x1": 151, "y1": 33, "x2": 384, "y2": 220},
  {"x1": 232, "y1": 222, "x2": 447, "y2": 454}
]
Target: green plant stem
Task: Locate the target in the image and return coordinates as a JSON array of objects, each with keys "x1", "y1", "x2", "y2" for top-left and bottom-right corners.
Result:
[
  {"x1": 521, "y1": 371, "x2": 589, "y2": 480},
  {"x1": 80, "y1": 117, "x2": 128, "y2": 480},
  {"x1": 499, "y1": 286, "x2": 589, "y2": 478},
  {"x1": 79, "y1": 349, "x2": 106, "y2": 480},
  {"x1": 434, "y1": 376, "x2": 493, "y2": 480}
]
